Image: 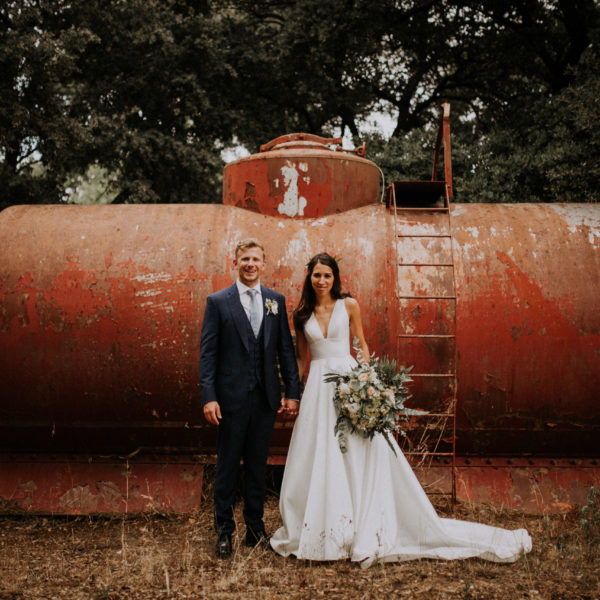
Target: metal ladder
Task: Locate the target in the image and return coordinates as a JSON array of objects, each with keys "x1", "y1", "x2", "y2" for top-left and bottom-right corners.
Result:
[{"x1": 386, "y1": 103, "x2": 458, "y2": 503}]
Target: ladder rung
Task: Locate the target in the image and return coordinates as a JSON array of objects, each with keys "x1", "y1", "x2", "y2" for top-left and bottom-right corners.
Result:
[
  {"x1": 397, "y1": 295, "x2": 457, "y2": 300},
  {"x1": 396, "y1": 234, "x2": 452, "y2": 238},
  {"x1": 393, "y1": 207, "x2": 449, "y2": 212},
  {"x1": 411, "y1": 373, "x2": 455, "y2": 377},
  {"x1": 398, "y1": 263, "x2": 454, "y2": 267},
  {"x1": 397, "y1": 334, "x2": 455, "y2": 338}
]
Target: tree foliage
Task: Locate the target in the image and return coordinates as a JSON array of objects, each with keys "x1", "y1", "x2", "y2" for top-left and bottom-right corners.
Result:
[{"x1": 1, "y1": 0, "x2": 598, "y2": 207}]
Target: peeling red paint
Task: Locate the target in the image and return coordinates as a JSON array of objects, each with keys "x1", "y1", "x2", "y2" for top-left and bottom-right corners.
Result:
[
  {"x1": 211, "y1": 272, "x2": 231, "y2": 292},
  {"x1": 0, "y1": 456, "x2": 203, "y2": 514},
  {"x1": 0, "y1": 204, "x2": 395, "y2": 452},
  {"x1": 222, "y1": 135, "x2": 380, "y2": 218},
  {"x1": 451, "y1": 204, "x2": 600, "y2": 455},
  {"x1": 417, "y1": 458, "x2": 600, "y2": 513},
  {"x1": 272, "y1": 266, "x2": 294, "y2": 280},
  {"x1": 0, "y1": 187, "x2": 599, "y2": 513}
]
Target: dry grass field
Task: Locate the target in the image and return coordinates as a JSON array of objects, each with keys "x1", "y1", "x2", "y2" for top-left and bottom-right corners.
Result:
[{"x1": 1, "y1": 471, "x2": 598, "y2": 600}]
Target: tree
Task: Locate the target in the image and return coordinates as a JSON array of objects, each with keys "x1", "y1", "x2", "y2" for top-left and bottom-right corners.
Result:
[
  {"x1": 1, "y1": 0, "x2": 598, "y2": 207},
  {"x1": 56, "y1": 0, "x2": 240, "y2": 203},
  {"x1": 356, "y1": 0, "x2": 600, "y2": 203},
  {"x1": 454, "y1": 25, "x2": 600, "y2": 204},
  {"x1": 0, "y1": 1, "x2": 95, "y2": 206},
  {"x1": 1, "y1": 0, "x2": 239, "y2": 206}
]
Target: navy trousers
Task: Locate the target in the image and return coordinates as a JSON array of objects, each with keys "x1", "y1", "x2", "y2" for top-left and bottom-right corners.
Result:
[{"x1": 214, "y1": 386, "x2": 278, "y2": 535}]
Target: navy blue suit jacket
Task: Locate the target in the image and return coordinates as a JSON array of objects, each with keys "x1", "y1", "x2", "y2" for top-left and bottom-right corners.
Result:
[{"x1": 198, "y1": 283, "x2": 300, "y2": 412}]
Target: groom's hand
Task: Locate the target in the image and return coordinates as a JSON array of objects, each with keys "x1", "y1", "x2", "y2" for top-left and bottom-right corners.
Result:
[
  {"x1": 203, "y1": 401, "x2": 222, "y2": 426},
  {"x1": 279, "y1": 399, "x2": 299, "y2": 418}
]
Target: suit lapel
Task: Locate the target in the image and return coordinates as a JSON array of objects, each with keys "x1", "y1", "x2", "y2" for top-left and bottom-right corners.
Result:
[
  {"x1": 226, "y1": 284, "x2": 250, "y2": 352},
  {"x1": 261, "y1": 285, "x2": 274, "y2": 350}
]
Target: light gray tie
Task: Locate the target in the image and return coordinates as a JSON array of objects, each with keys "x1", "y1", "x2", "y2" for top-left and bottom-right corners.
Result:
[{"x1": 248, "y1": 288, "x2": 261, "y2": 337}]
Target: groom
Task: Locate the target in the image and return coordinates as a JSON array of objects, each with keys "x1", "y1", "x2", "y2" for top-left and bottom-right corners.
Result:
[{"x1": 199, "y1": 239, "x2": 300, "y2": 558}]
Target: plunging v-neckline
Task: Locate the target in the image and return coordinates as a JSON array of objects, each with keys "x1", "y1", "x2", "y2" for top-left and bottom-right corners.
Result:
[{"x1": 313, "y1": 299, "x2": 338, "y2": 340}]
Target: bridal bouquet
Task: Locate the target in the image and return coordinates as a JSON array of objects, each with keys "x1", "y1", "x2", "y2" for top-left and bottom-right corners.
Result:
[{"x1": 324, "y1": 342, "x2": 423, "y2": 455}]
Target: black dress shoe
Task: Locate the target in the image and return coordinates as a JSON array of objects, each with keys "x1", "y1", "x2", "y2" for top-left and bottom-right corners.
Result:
[
  {"x1": 245, "y1": 528, "x2": 270, "y2": 548},
  {"x1": 216, "y1": 532, "x2": 232, "y2": 558}
]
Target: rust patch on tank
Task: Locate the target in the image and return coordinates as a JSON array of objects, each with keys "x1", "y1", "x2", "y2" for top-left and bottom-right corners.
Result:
[
  {"x1": 453, "y1": 204, "x2": 600, "y2": 454},
  {"x1": 96, "y1": 481, "x2": 123, "y2": 509},
  {"x1": 59, "y1": 485, "x2": 99, "y2": 512}
]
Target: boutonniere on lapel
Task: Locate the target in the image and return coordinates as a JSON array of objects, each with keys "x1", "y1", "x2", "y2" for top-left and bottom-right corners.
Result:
[{"x1": 265, "y1": 298, "x2": 278, "y2": 315}]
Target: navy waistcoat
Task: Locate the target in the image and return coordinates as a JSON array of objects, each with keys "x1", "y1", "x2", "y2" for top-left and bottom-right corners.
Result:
[{"x1": 244, "y1": 315, "x2": 265, "y2": 392}]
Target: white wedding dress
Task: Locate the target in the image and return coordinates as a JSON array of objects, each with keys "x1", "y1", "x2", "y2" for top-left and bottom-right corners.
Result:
[{"x1": 270, "y1": 299, "x2": 531, "y2": 567}]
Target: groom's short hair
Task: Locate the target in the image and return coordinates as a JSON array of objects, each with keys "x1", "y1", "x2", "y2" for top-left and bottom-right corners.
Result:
[{"x1": 235, "y1": 238, "x2": 265, "y2": 259}]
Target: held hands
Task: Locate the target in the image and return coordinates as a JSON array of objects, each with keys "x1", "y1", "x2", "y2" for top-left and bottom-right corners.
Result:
[
  {"x1": 203, "y1": 401, "x2": 222, "y2": 426},
  {"x1": 204, "y1": 399, "x2": 298, "y2": 424},
  {"x1": 278, "y1": 398, "x2": 299, "y2": 418}
]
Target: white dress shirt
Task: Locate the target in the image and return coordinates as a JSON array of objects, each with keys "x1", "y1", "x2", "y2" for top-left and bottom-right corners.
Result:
[{"x1": 236, "y1": 279, "x2": 264, "y2": 324}]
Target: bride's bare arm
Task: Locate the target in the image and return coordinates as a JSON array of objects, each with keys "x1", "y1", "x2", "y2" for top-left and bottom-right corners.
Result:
[
  {"x1": 295, "y1": 327, "x2": 309, "y2": 378},
  {"x1": 345, "y1": 297, "x2": 370, "y2": 362}
]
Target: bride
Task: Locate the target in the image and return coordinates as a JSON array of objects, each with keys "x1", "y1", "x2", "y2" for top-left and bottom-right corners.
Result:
[{"x1": 270, "y1": 252, "x2": 532, "y2": 567}]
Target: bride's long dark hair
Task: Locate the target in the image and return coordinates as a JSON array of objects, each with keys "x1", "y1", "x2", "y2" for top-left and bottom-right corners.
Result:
[{"x1": 293, "y1": 253, "x2": 350, "y2": 331}]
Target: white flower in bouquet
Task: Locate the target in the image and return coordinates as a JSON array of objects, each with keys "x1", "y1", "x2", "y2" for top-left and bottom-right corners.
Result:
[
  {"x1": 324, "y1": 339, "x2": 425, "y2": 456},
  {"x1": 346, "y1": 401, "x2": 361, "y2": 415},
  {"x1": 338, "y1": 382, "x2": 351, "y2": 396}
]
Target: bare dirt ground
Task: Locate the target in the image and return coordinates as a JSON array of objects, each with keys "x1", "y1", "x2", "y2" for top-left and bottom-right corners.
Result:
[{"x1": 1, "y1": 473, "x2": 598, "y2": 600}]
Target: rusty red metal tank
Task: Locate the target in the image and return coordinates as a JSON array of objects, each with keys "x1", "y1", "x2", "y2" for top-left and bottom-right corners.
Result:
[
  {"x1": 1, "y1": 133, "x2": 599, "y2": 514},
  {"x1": 222, "y1": 133, "x2": 381, "y2": 217}
]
